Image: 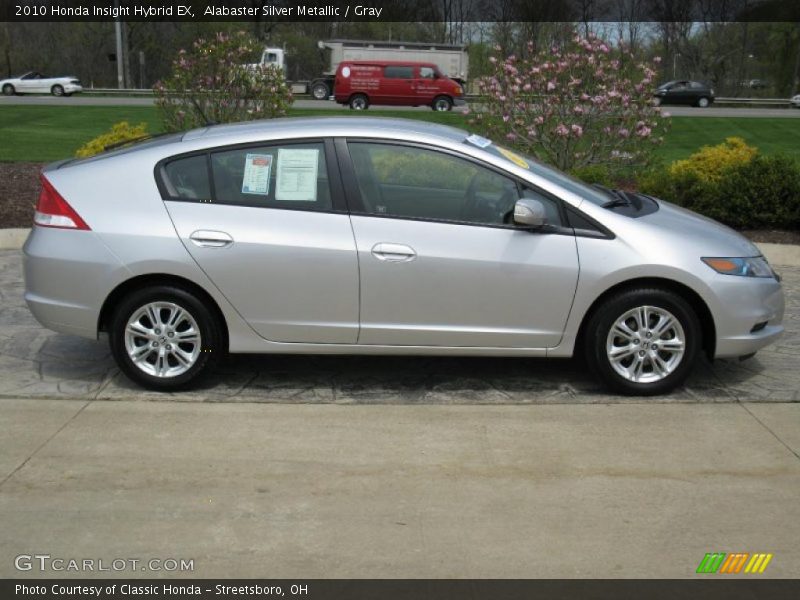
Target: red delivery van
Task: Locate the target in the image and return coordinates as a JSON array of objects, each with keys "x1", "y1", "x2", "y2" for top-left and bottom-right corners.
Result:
[{"x1": 334, "y1": 61, "x2": 466, "y2": 111}]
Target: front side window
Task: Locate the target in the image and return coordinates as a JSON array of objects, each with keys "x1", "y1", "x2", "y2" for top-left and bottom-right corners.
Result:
[
  {"x1": 210, "y1": 142, "x2": 331, "y2": 211},
  {"x1": 384, "y1": 66, "x2": 413, "y2": 79},
  {"x1": 419, "y1": 67, "x2": 435, "y2": 79},
  {"x1": 348, "y1": 142, "x2": 522, "y2": 226}
]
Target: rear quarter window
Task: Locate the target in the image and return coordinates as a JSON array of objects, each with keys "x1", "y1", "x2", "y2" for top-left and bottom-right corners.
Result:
[{"x1": 162, "y1": 154, "x2": 211, "y2": 200}]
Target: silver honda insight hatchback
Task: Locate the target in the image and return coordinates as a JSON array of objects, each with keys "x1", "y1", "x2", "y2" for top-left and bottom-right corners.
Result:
[{"x1": 23, "y1": 117, "x2": 784, "y2": 395}]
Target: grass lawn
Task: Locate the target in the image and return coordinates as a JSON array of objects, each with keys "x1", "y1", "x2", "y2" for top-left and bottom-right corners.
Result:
[{"x1": 1, "y1": 104, "x2": 798, "y2": 164}]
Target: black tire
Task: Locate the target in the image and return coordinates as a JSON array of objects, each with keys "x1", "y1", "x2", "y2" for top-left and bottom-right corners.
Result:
[
  {"x1": 2, "y1": 84, "x2": 14, "y2": 96},
  {"x1": 109, "y1": 285, "x2": 224, "y2": 391},
  {"x1": 349, "y1": 94, "x2": 369, "y2": 110},
  {"x1": 51, "y1": 84, "x2": 64, "y2": 97},
  {"x1": 311, "y1": 81, "x2": 330, "y2": 100},
  {"x1": 696, "y1": 97, "x2": 710, "y2": 108},
  {"x1": 432, "y1": 95, "x2": 453, "y2": 111},
  {"x1": 584, "y1": 288, "x2": 701, "y2": 396}
]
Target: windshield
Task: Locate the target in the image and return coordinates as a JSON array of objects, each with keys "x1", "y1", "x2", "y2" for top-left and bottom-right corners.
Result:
[{"x1": 464, "y1": 136, "x2": 611, "y2": 206}]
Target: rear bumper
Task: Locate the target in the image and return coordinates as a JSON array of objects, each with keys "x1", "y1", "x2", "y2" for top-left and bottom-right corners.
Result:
[
  {"x1": 23, "y1": 226, "x2": 125, "y2": 339},
  {"x1": 63, "y1": 84, "x2": 83, "y2": 94}
]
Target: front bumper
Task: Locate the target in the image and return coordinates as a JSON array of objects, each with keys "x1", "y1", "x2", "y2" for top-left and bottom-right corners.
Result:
[
  {"x1": 454, "y1": 97, "x2": 467, "y2": 107},
  {"x1": 709, "y1": 272, "x2": 785, "y2": 358},
  {"x1": 63, "y1": 84, "x2": 83, "y2": 94}
]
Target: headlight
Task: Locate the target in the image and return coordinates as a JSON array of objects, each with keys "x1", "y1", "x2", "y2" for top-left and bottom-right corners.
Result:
[{"x1": 701, "y1": 256, "x2": 774, "y2": 278}]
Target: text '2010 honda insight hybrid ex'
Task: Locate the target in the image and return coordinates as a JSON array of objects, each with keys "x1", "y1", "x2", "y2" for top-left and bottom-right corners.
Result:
[{"x1": 23, "y1": 117, "x2": 784, "y2": 395}]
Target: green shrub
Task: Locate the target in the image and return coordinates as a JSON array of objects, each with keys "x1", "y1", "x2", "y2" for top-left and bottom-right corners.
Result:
[
  {"x1": 639, "y1": 154, "x2": 800, "y2": 230},
  {"x1": 75, "y1": 121, "x2": 148, "y2": 158},
  {"x1": 669, "y1": 137, "x2": 757, "y2": 184}
]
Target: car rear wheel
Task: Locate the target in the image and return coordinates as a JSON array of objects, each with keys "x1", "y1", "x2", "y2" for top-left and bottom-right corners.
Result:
[
  {"x1": 51, "y1": 84, "x2": 64, "y2": 96},
  {"x1": 652, "y1": 97, "x2": 662, "y2": 106},
  {"x1": 109, "y1": 285, "x2": 223, "y2": 391},
  {"x1": 584, "y1": 288, "x2": 700, "y2": 396},
  {"x1": 432, "y1": 96, "x2": 453, "y2": 111},
  {"x1": 697, "y1": 97, "x2": 710, "y2": 108},
  {"x1": 311, "y1": 81, "x2": 330, "y2": 100},
  {"x1": 349, "y1": 94, "x2": 369, "y2": 110}
]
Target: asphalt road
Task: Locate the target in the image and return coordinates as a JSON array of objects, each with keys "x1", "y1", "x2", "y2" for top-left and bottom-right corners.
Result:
[{"x1": 2, "y1": 94, "x2": 799, "y2": 117}]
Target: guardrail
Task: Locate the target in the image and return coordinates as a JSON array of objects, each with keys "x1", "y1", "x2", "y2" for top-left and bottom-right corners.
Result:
[{"x1": 82, "y1": 87, "x2": 796, "y2": 107}]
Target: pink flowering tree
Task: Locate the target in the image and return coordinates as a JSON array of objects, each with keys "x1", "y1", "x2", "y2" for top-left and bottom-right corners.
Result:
[
  {"x1": 154, "y1": 31, "x2": 292, "y2": 131},
  {"x1": 469, "y1": 35, "x2": 667, "y2": 173}
]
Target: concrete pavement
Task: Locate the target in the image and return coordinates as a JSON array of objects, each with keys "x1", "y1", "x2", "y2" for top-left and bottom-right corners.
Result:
[{"x1": 0, "y1": 400, "x2": 797, "y2": 578}]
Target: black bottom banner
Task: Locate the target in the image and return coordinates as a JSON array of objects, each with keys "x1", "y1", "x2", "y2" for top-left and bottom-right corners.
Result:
[{"x1": 3, "y1": 579, "x2": 800, "y2": 600}]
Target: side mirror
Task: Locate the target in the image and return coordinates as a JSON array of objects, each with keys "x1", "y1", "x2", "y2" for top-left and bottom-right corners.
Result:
[{"x1": 513, "y1": 198, "x2": 547, "y2": 228}]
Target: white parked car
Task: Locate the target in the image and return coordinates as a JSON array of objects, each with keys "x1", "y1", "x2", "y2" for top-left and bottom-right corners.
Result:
[
  {"x1": 1, "y1": 71, "x2": 83, "y2": 96},
  {"x1": 791, "y1": 94, "x2": 800, "y2": 108}
]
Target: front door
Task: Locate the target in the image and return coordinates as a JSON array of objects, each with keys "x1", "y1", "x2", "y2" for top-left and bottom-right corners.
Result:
[
  {"x1": 161, "y1": 140, "x2": 359, "y2": 344},
  {"x1": 342, "y1": 141, "x2": 579, "y2": 348}
]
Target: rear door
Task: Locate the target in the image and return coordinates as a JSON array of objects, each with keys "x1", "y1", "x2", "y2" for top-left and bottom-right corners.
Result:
[{"x1": 160, "y1": 139, "x2": 360, "y2": 344}]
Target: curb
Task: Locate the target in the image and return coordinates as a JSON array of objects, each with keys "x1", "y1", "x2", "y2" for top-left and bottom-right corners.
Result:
[
  {"x1": 1, "y1": 228, "x2": 799, "y2": 267},
  {"x1": 0, "y1": 228, "x2": 30, "y2": 250}
]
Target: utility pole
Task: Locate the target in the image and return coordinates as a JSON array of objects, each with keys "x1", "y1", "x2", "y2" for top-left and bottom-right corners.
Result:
[{"x1": 114, "y1": 0, "x2": 124, "y2": 88}]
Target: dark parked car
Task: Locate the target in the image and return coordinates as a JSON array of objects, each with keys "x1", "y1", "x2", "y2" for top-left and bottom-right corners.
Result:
[{"x1": 653, "y1": 80, "x2": 715, "y2": 108}]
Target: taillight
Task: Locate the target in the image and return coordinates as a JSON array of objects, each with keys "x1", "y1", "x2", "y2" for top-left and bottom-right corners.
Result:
[{"x1": 34, "y1": 174, "x2": 90, "y2": 230}]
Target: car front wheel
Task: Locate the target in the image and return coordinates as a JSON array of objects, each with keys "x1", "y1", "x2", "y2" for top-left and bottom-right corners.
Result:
[
  {"x1": 2, "y1": 84, "x2": 15, "y2": 96},
  {"x1": 585, "y1": 288, "x2": 700, "y2": 396},
  {"x1": 51, "y1": 84, "x2": 64, "y2": 96},
  {"x1": 109, "y1": 285, "x2": 223, "y2": 391},
  {"x1": 349, "y1": 94, "x2": 369, "y2": 110},
  {"x1": 697, "y1": 97, "x2": 710, "y2": 108}
]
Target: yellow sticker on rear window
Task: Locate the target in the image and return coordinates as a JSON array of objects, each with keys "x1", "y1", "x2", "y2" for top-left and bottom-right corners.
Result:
[{"x1": 497, "y1": 147, "x2": 529, "y2": 169}]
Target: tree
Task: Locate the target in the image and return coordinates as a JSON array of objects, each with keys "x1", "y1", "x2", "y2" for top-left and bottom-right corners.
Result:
[
  {"x1": 469, "y1": 34, "x2": 667, "y2": 172},
  {"x1": 153, "y1": 31, "x2": 292, "y2": 131}
]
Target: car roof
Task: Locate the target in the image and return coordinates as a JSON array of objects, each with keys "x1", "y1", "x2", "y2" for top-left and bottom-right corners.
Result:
[{"x1": 181, "y1": 116, "x2": 469, "y2": 145}]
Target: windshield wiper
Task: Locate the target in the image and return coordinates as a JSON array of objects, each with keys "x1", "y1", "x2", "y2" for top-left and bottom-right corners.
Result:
[{"x1": 592, "y1": 184, "x2": 633, "y2": 209}]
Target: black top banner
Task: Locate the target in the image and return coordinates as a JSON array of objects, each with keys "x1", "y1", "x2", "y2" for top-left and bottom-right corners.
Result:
[
  {"x1": 2, "y1": 0, "x2": 800, "y2": 23},
  {"x1": 3, "y1": 579, "x2": 800, "y2": 600}
]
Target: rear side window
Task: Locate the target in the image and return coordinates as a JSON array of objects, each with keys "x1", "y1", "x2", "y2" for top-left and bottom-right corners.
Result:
[
  {"x1": 384, "y1": 66, "x2": 413, "y2": 79},
  {"x1": 210, "y1": 142, "x2": 332, "y2": 211},
  {"x1": 162, "y1": 155, "x2": 211, "y2": 200}
]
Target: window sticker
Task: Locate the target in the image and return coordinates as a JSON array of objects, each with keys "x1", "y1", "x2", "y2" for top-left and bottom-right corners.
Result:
[
  {"x1": 241, "y1": 153, "x2": 273, "y2": 195},
  {"x1": 276, "y1": 148, "x2": 319, "y2": 201},
  {"x1": 497, "y1": 146, "x2": 530, "y2": 169},
  {"x1": 466, "y1": 134, "x2": 493, "y2": 148}
]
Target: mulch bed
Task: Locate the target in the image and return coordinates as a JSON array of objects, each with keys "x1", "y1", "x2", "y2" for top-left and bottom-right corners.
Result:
[
  {"x1": 1, "y1": 161, "x2": 799, "y2": 245},
  {"x1": 0, "y1": 162, "x2": 43, "y2": 228}
]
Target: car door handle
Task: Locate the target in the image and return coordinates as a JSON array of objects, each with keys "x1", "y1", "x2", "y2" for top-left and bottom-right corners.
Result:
[
  {"x1": 189, "y1": 230, "x2": 233, "y2": 248},
  {"x1": 371, "y1": 242, "x2": 416, "y2": 262}
]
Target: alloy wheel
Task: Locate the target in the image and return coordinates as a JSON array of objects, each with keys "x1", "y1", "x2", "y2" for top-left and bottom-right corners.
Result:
[
  {"x1": 124, "y1": 301, "x2": 201, "y2": 378},
  {"x1": 605, "y1": 305, "x2": 686, "y2": 384}
]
